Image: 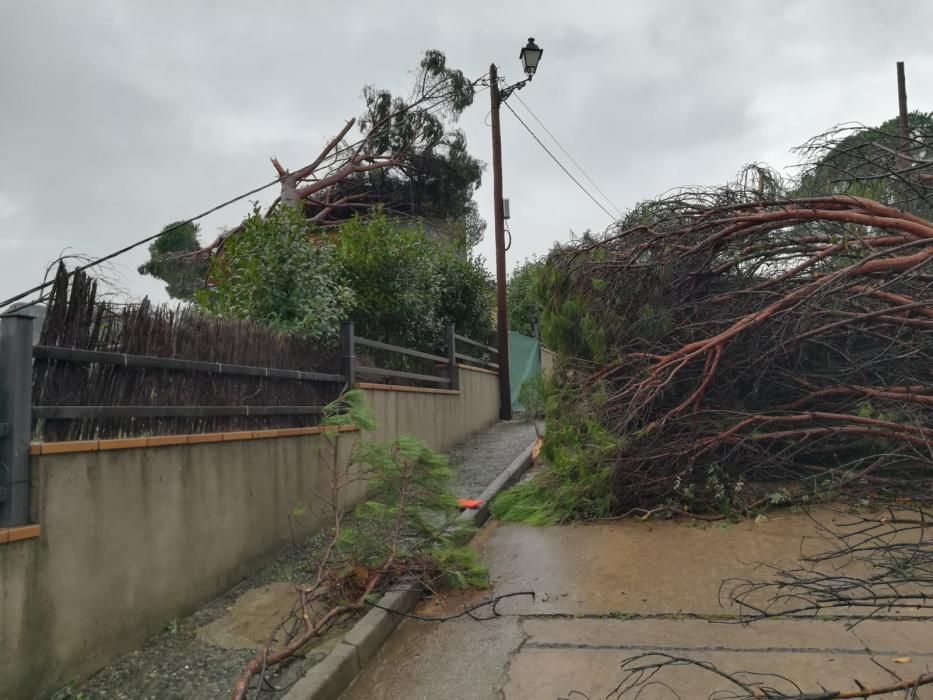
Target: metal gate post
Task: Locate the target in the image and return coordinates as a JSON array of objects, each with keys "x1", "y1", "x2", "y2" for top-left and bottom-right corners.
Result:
[
  {"x1": 0, "y1": 312, "x2": 34, "y2": 528},
  {"x1": 340, "y1": 322, "x2": 355, "y2": 390},
  {"x1": 446, "y1": 324, "x2": 459, "y2": 391}
]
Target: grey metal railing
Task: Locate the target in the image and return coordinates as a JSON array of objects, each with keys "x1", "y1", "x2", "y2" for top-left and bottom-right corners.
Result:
[
  {"x1": 453, "y1": 333, "x2": 499, "y2": 371},
  {"x1": 343, "y1": 323, "x2": 497, "y2": 391},
  {"x1": 343, "y1": 322, "x2": 459, "y2": 390},
  {"x1": 0, "y1": 312, "x2": 34, "y2": 528}
]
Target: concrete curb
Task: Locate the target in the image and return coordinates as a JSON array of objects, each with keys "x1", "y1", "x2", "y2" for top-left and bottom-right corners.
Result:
[
  {"x1": 283, "y1": 437, "x2": 538, "y2": 700},
  {"x1": 456, "y1": 439, "x2": 536, "y2": 528},
  {"x1": 283, "y1": 584, "x2": 421, "y2": 700}
]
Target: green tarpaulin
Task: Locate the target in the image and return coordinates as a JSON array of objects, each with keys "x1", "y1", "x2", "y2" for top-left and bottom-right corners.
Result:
[{"x1": 509, "y1": 330, "x2": 541, "y2": 411}]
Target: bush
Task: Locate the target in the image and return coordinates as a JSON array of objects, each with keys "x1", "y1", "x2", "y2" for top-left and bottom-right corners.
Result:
[
  {"x1": 197, "y1": 205, "x2": 354, "y2": 341},
  {"x1": 507, "y1": 257, "x2": 545, "y2": 337},
  {"x1": 336, "y1": 214, "x2": 493, "y2": 350},
  {"x1": 197, "y1": 208, "x2": 493, "y2": 352},
  {"x1": 434, "y1": 250, "x2": 496, "y2": 344}
]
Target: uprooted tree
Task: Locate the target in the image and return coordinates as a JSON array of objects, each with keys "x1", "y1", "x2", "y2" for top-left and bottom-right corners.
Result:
[
  {"x1": 494, "y1": 112, "x2": 933, "y2": 524},
  {"x1": 200, "y1": 49, "x2": 483, "y2": 258},
  {"x1": 140, "y1": 49, "x2": 484, "y2": 296},
  {"x1": 138, "y1": 50, "x2": 494, "y2": 348}
]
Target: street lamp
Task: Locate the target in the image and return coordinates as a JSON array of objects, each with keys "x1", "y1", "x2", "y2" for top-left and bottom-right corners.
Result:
[
  {"x1": 520, "y1": 38, "x2": 543, "y2": 79},
  {"x1": 489, "y1": 38, "x2": 543, "y2": 420},
  {"x1": 498, "y1": 38, "x2": 544, "y2": 103}
]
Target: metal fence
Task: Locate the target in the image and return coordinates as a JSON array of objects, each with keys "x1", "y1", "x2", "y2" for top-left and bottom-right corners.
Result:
[
  {"x1": 344, "y1": 323, "x2": 499, "y2": 389},
  {"x1": 0, "y1": 307, "x2": 497, "y2": 528},
  {"x1": 0, "y1": 312, "x2": 32, "y2": 528}
]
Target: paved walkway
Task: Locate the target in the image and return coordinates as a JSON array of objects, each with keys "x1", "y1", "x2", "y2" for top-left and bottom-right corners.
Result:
[
  {"x1": 342, "y1": 510, "x2": 933, "y2": 699},
  {"x1": 60, "y1": 420, "x2": 538, "y2": 700},
  {"x1": 448, "y1": 420, "x2": 539, "y2": 499}
]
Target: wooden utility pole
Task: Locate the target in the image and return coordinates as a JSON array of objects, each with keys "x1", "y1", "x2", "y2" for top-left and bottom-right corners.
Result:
[
  {"x1": 897, "y1": 61, "x2": 909, "y2": 150},
  {"x1": 489, "y1": 63, "x2": 513, "y2": 421}
]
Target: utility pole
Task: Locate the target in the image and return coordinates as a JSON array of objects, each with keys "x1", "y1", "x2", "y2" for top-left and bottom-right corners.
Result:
[
  {"x1": 486, "y1": 39, "x2": 542, "y2": 421},
  {"x1": 896, "y1": 61, "x2": 909, "y2": 152},
  {"x1": 489, "y1": 62, "x2": 513, "y2": 421}
]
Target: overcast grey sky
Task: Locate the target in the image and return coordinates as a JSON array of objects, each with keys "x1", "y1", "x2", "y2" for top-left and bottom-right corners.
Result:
[{"x1": 2, "y1": 0, "x2": 932, "y2": 304}]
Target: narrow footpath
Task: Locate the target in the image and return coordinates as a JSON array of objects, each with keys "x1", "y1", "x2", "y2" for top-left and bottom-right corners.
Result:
[{"x1": 57, "y1": 420, "x2": 538, "y2": 700}]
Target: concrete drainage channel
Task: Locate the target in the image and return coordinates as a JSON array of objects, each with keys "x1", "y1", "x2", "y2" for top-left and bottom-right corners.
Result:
[{"x1": 283, "y1": 440, "x2": 537, "y2": 700}]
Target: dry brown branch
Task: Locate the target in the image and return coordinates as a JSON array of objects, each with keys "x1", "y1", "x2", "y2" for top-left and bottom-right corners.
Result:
[{"x1": 600, "y1": 652, "x2": 933, "y2": 699}]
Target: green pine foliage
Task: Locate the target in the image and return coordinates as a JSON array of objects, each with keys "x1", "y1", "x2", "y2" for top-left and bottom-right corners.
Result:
[
  {"x1": 491, "y1": 376, "x2": 618, "y2": 524},
  {"x1": 137, "y1": 221, "x2": 209, "y2": 300},
  {"x1": 320, "y1": 389, "x2": 375, "y2": 433},
  {"x1": 324, "y1": 391, "x2": 487, "y2": 590},
  {"x1": 797, "y1": 111, "x2": 933, "y2": 220}
]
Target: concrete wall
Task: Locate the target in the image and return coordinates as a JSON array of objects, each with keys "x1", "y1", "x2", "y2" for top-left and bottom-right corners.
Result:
[
  {"x1": 360, "y1": 365, "x2": 499, "y2": 452},
  {"x1": 0, "y1": 367, "x2": 498, "y2": 699},
  {"x1": 541, "y1": 347, "x2": 557, "y2": 375}
]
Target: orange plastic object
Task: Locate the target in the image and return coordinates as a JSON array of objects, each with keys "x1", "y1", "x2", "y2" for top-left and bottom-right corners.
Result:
[{"x1": 458, "y1": 498, "x2": 484, "y2": 509}]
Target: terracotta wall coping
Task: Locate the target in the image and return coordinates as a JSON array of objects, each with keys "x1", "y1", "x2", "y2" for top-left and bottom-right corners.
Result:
[
  {"x1": 29, "y1": 424, "x2": 359, "y2": 456},
  {"x1": 355, "y1": 382, "x2": 460, "y2": 395},
  {"x1": 0, "y1": 524, "x2": 40, "y2": 546},
  {"x1": 457, "y1": 363, "x2": 499, "y2": 377}
]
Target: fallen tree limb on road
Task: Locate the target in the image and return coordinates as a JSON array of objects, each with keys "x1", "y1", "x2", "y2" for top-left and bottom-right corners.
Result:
[{"x1": 591, "y1": 652, "x2": 933, "y2": 699}]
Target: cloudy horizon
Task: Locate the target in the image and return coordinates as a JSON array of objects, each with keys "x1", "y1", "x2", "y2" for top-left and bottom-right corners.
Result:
[{"x1": 2, "y1": 0, "x2": 932, "y2": 305}]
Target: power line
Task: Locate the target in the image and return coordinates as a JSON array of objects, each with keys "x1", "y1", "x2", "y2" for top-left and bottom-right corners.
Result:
[
  {"x1": 1, "y1": 75, "x2": 488, "y2": 310},
  {"x1": 0, "y1": 176, "x2": 287, "y2": 309},
  {"x1": 501, "y1": 100, "x2": 617, "y2": 222},
  {"x1": 513, "y1": 93, "x2": 622, "y2": 216}
]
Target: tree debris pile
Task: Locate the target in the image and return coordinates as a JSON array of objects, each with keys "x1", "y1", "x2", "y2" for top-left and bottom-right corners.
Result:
[{"x1": 536, "y1": 170, "x2": 933, "y2": 516}]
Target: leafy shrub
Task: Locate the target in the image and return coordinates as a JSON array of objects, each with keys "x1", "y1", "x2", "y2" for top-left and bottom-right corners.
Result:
[
  {"x1": 198, "y1": 205, "x2": 354, "y2": 340},
  {"x1": 336, "y1": 214, "x2": 493, "y2": 350},
  {"x1": 507, "y1": 257, "x2": 545, "y2": 337}
]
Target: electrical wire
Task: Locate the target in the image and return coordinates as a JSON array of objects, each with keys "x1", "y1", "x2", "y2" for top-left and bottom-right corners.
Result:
[
  {"x1": 0, "y1": 176, "x2": 287, "y2": 309},
  {"x1": 1, "y1": 75, "x2": 489, "y2": 310},
  {"x1": 513, "y1": 93, "x2": 622, "y2": 216},
  {"x1": 501, "y1": 100, "x2": 617, "y2": 222}
]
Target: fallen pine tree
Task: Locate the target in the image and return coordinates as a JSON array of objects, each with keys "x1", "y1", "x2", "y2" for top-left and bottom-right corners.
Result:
[{"x1": 496, "y1": 142, "x2": 933, "y2": 521}]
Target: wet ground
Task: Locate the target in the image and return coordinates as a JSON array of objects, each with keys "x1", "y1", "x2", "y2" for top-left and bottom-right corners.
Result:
[
  {"x1": 55, "y1": 420, "x2": 537, "y2": 700},
  {"x1": 448, "y1": 419, "x2": 539, "y2": 499},
  {"x1": 342, "y1": 509, "x2": 933, "y2": 699}
]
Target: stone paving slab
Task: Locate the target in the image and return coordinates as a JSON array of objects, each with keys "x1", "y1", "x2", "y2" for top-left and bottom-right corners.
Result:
[
  {"x1": 477, "y1": 511, "x2": 880, "y2": 616},
  {"x1": 340, "y1": 511, "x2": 933, "y2": 699},
  {"x1": 342, "y1": 616, "x2": 523, "y2": 700},
  {"x1": 505, "y1": 646, "x2": 933, "y2": 699},
  {"x1": 521, "y1": 617, "x2": 933, "y2": 654}
]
